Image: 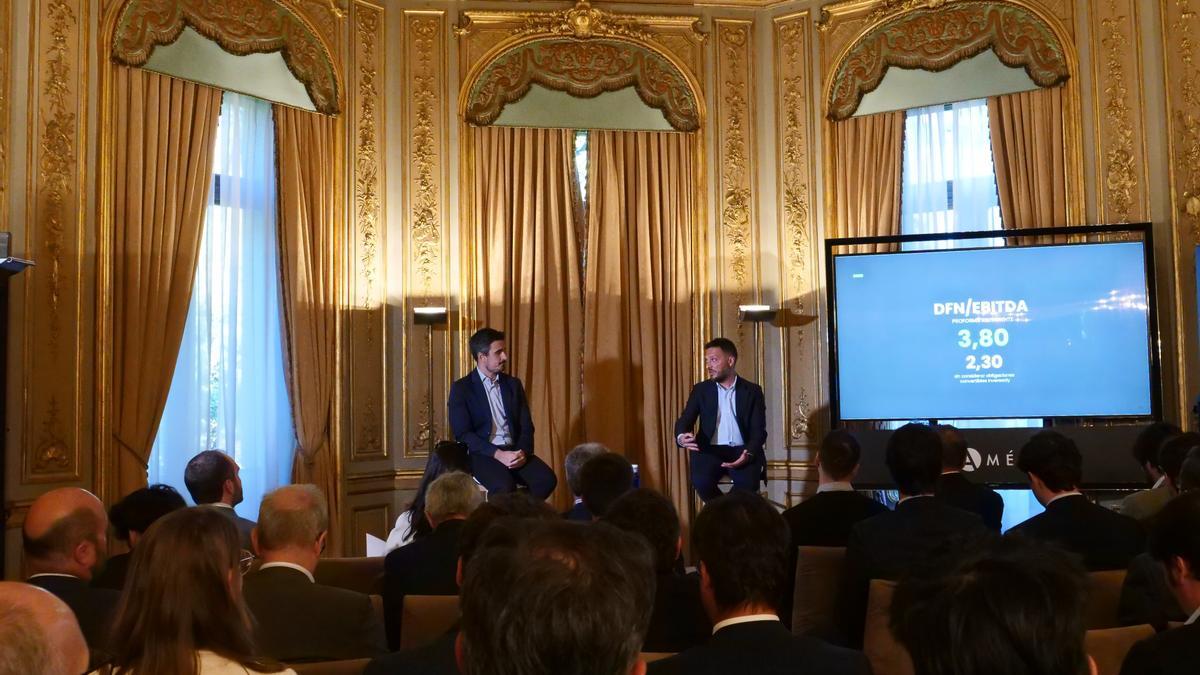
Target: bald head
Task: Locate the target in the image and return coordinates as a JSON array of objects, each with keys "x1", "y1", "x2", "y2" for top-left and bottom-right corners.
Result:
[
  {"x1": 253, "y1": 484, "x2": 329, "y2": 570},
  {"x1": 22, "y1": 488, "x2": 108, "y2": 579},
  {"x1": 0, "y1": 582, "x2": 89, "y2": 675}
]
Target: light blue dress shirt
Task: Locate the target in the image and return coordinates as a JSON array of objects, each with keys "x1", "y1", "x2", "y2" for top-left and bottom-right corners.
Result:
[
  {"x1": 477, "y1": 368, "x2": 513, "y2": 446},
  {"x1": 714, "y1": 378, "x2": 744, "y2": 446}
]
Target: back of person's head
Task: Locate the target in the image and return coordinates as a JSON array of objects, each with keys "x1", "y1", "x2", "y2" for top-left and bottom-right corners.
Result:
[
  {"x1": 457, "y1": 493, "x2": 558, "y2": 567},
  {"x1": 885, "y1": 423, "x2": 943, "y2": 496},
  {"x1": 935, "y1": 424, "x2": 969, "y2": 470},
  {"x1": 22, "y1": 488, "x2": 108, "y2": 577},
  {"x1": 255, "y1": 484, "x2": 328, "y2": 553},
  {"x1": 108, "y1": 507, "x2": 280, "y2": 675},
  {"x1": 565, "y1": 443, "x2": 609, "y2": 497},
  {"x1": 468, "y1": 327, "x2": 505, "y2": 360},
  {"x1": 1156, "y1": 432, "x2": 1200, "y2": 490},
  {"x1": 891, "y1": 537, "x2": 1090, "y2": 675},
  {"x1": 424, "y1": 472, "x2": 483, "y2": 525},
  {"x1": 1016, "y1": 431, "x2": 1082, "y2": 492},
  {"x1": 1147, "y1": 490, "x2": 1200, "y2": 588},
  {"x1": 1132, "y1": 421, "x2": 1181, "y2": 470},
  {"x1": 692, "y1": 491, "x2": 789, "y2": 615},
  {"x1": 109, "y1": 484, "x2": 187, "y2": 544},
  {"x1": 579, "y1": 452, "x2": 634, "y2": 518},
  {"x1": 183, "y1": 450, "x2": 236, "y2": 505},
  {"x1": 818, "y1": 429, "x2": 862, "y2": 481},
  {"x1": 405, "y1": 441, "x2": 472, "y2": 540},
  {"x1": 1179, "y1": 447, "x2": 1200, "y2": 493},
  {"x1": 460, "y1": 520, "x2": 654, "y2": 675},
  {"x1": 0, "y1": 582, "x2": 88, "y2": 675},
  {"x1": 604, "y1": 488, "x2": 680, "y2": 574}
]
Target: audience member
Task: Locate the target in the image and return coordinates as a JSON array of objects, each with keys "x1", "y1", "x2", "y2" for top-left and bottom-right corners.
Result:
[
  {"x1": 840, "y1": 423, "x2": 990, "y2": 646},
  {"x1": 460, "y1": 520, "x2": 655, "y2": 675},
  {"x1": 782, "y1": 429, "x2": 887, "y2": 547},
  {"x1": 934, "y1": 424, "x2": 1004, "y2": 531},
  {"x1": 1121, "y1": 422, "x2": 1181, "y2": 521},
  {"x1": 384, "y1": 441, "x2": 473, "y2": 552},
  {"x1": 1120, "y1": 491, "x2": 1200, "y2": 675},
  {"x1": 185, "y1": 450, "x2": 256, "y2": 550},
  {"x1": 651, "y1": 491, "x2": 869, "y2": 675},
  {"x1": 0, "y1": 581, "x2": 89, "y2": 675},
  {"x1": 605, "y1": 488, "x2": 711, "y2": 652},
  {"x1": 92, "y1": 484, "x2": 186, "y2": 591},
  {"x1": 364, "y1": 493, "x2": 558, "y2": 675},
  {"x1": 22, "y1": 487, "x2": 119, "y2": 663},
  {"x1": 563, "y1": 442, "x2": 609, "y2": 521},
  {"x1": 579, "y1": 451, "x2": 635, "y2": 519},
  {"x1": 1156, "y1": 432, "x2": 1200, "y2": 494},
  {"x1": 1178, "y1": 447, "x2": 1200, "y2": 492},
  {"x1": 1010, "y1": 431, "x2": 1144, "y2": 570},
  {"x1": 99, "y1": 507, "x2": 294, "y2": 675},
  {"x1": 892, "y1": 537, "x2": 1094, "y2": 675},
  {"x1": 383, "y1": 472, "x2": 483, "y2": 649},
  {"x1": 243, "y1": 484, "x2": 385, "y2": 662}
]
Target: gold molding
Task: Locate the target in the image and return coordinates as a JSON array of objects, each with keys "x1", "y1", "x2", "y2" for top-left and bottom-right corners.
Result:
[
  {"x1": 348, "y1": 0, "x2": 386, "y2": 462},
  {"x1": 0, "y1": 0, "x2": 8, "y2": 234},
  {"x1": 1164, "y1": 0, "x2": 1200, "y2": 242},
  {"x1": 1090, "y1": 0, "x2": 1150, "y2": 223},
  {"x1": 347, "y1": 502, "x2": 390, "y2": 556}
]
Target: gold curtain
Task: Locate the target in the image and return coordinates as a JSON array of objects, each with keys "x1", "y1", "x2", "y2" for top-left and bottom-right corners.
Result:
[
  {"x1": 832, "y1": 111, "x2": 905, "y2": 253},
  {"x1": 988, "y1": 86, "x2": 1068, "y2": 239},
  {"x1": 584, "y1": 130, "x2": 695, "y2": 528},
  {"x1": 274, "y1": 105, "x2": 342, "y2": 549},
  {"x1": 470, "y1": 126, "x2": 584, "y2": 507},
  {"x1": 112, "y1": 67, "x2": 223, "y2": 497}
]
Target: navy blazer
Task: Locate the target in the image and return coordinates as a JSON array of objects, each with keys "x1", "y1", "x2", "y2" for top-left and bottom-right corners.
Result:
[
  {"x1": 448, "y1": 370, "x2": 535, "y2": 458},
  {"x1": 673, "y1": 378, "x2": 767, "y2": 459}
]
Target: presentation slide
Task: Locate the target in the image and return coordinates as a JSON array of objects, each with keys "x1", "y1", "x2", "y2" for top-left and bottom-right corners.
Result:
[{"x1": 833, "y1": 242, "x2": 1153, "y2": 420}]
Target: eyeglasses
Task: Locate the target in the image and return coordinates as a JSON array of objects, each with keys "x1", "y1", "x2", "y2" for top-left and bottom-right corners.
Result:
[{"x1": 238, "y1": 550, "x2": 255, "y2": 575}]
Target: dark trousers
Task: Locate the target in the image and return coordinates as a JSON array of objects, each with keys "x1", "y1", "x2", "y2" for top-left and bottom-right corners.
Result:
[
  {"x1": 690, "y1": 448, "x2": 764, "y2": 502},
  {"x1": 470, "y1": 452, "x2": 558, "y2": 499}
]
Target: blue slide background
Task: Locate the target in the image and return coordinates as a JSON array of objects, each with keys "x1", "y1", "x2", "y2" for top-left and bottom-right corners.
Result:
[{"x1": 834, "y1": 242, "x2": 1152, "y2": 420}]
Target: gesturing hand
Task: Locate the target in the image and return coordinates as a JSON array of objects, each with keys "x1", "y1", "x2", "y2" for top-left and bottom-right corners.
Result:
[{"x1": 721, "y1": 450, "x2": 751, "y2": 469}]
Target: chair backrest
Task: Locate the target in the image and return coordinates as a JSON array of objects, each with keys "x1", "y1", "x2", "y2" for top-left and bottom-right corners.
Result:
[
  {"x1": 368, "y1": 594, "x2": 383, "y2": 627},
  {"x1": 862, "y1": 579, "x2": 914, "y2": 675},
  {"x1": 288, "y1": 658, "x2": 371, "y2": 675},
  {"x1": 1085, "y1": 624, "x2": 1153, "y2": 675},
  {"x1": 1084, "y1": 570, "x2": 1128, "y2": 630},
  {"x1": 791, "y1": 546, "x2": 847, "y2": 639},
  {"x1": 314, "y1": 556, "x2": 385, "y2": 595},
  {"x1": 401, "y1": 594, "x2": 461, "y2": 650}
]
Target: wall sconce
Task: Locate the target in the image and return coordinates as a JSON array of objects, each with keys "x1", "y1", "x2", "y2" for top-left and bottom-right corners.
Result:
[
  {"x1": 413, "y1": 306, "x2": 448, "y2": 325},
  {"x1": 738, "y1": 304, "x2": 777, "y2": 323}
]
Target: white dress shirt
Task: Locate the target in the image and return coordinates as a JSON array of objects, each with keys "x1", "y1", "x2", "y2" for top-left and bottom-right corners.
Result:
[
  {"x1": 816, "y1": 481, "x2": 855, "y2": 494},
  {"x1": 714, "y1": 378, "x2": 744, "y2": 446},
  {"x1": 477, "y1": 367, "x2": 513, "y2": 447},
  {"x1": 1187, "y1": 606, "x2": 1200, "y2": 625},
  {"x1": 258, "y1": 561, "x2": 315, "y2": 583},
  {"x1": 711, "y1": 613, "x2": 780, "y2": 634}
]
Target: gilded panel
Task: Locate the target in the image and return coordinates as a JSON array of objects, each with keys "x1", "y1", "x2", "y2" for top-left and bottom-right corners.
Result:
[
  {"x1": 403, "y1": 11, "x2": 449, "y2": 457},
  {"x1": 349, "y1": 0, "x2": 386, "y2": 462},
  {"x1": 348, "y1": 502, "x2": 390, "y2": 556},
  {"x1": 23, "y1": 0, "x2": 90, "y2": 483},
  {"x1": 1164, "y1": 0, "x2": 1200, "y2": 243},
  {"x1": 1089, "y1": 0, "x2": 1150, "y2": 223},
  {"x1": 774, "y1": 12, "x2": 819, "y2": 451},
  {"x1": 714, "y1": 19, "x2": 758, "y2": 351}
]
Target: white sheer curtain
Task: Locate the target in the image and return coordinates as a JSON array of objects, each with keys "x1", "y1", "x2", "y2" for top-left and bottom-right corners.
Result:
[
  {"x1": 149, "y1": 92, "x2": 295, "y2": 519},
  {"x1": 900, "y1": 99, "x2": 1003, "y2": 251}
]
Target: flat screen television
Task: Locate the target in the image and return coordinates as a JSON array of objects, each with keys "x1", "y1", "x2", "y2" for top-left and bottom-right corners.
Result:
[{"x1": 826, "y1": 224, "x2": 1161, "y2": 422}]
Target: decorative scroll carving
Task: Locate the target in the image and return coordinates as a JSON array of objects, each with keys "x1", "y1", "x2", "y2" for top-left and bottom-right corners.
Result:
[
  {"x1": 505, "y1": 0, "x2": 658, "y2": 42},
  {"x1": 827, "y1": 1, "x2": 1070, "y2": 120},
  {"x1": 1165, "y1": 0, "x2": 1200, "y2": 241},
  {"x1": 464, "y1": 38, "x2": 700, "y2": 132},
  {"x1": 1091, "y1": 0, "x2": 1147, "y2": 224},
  {"x1": 112, "y1": 0, "x2": 341, "y2": 114}
]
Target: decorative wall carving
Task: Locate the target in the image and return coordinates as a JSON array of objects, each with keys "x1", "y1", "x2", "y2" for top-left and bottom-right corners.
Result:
[
  {"x1": 111, "y1": 0, "x2": 342, "y2": 114},
  {"x1": 825, "y1": 1, "x2": 1071, "y2": 120},
  {"x1": 348, "y1": 0, "x2": 385, "y2": 461},
  {"x1": 774, "y1": 12, "x2": 818, "y2": 446},
  {"x1": 464, "y1": 38, "x2": 700, "y2": 132},
  {"x1": 715, "y1": 19, "x2": 757, "y2": 347},
  {"x1": 1164, "y1": 0, "x2": 1200, "y2": 243},
  {"x1": 1090, "y1": 0, "x2": 1149, "y2": 223}
]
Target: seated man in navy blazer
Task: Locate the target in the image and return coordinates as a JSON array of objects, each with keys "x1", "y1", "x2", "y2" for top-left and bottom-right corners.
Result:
[
  {"x1": 448, "y1": 327, "x2": 557, "y2": 499},
  {"x1": 674, "y1": 338, "x2": 767, "y2": 502}
]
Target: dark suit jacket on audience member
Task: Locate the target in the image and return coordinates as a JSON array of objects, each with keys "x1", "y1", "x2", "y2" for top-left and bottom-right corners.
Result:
[
  {"x1": 447, "y1": 371, "x2": 535, "y2": 458},
  {"x1": 1119, "y1": 552, "x2": 1188, "y2": 630},
  {"x1": 1119, "y1": 621, "x2": 1200, "y2": 675},
  {"x1": 648, "y1": 619, "x2": 870, "y2": 675},
  {"x1": 26, "y1": 574, "x2": 118, "y2": 658},
  {"x1": 935, "y1": 471, "x2": 1005, "y2": 532},
  {"x1": 383, "y1": 518, "x2": 465, "y2": 650},
  {"x1": 673, "y1": 378, "x2": 767, "y2": 459},
  {"x1": 643, "y1": 572, "x2": 712, "y2": 654},
  {"x1": 841, "y1": 496, "x2": 991, "y2": 647},
  {"x1": 365, "y1": 629, "x2": 459, "y2": 675},
  {"x1": 1007, "y1": 494, "x2": 1144, "y2": 571},
  {"x1": 242, "y1": 565, "x2": 386, "y2": 662},
  {"x1": 562, "y1": 501, "x2": 592, "y2": 522},
  {"x1": 783, "y1": 490, "x2": 889, "y2": 548},
  {"x1": 205, "y1": 504, "x2": 256, "y2": 551},
  {"x1": 91, "y1": 552, "x2": 132, "y2": 591}
]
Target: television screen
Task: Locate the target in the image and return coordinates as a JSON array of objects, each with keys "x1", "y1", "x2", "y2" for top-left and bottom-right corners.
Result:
[{"x1": 831, "y1": 241, "x2": 1154, "y2": 420}]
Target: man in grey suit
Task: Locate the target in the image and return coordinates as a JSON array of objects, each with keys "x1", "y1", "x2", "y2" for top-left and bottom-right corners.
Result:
[{"x1": 184, "y1": 450, "x2": 257, "y2": 550}]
